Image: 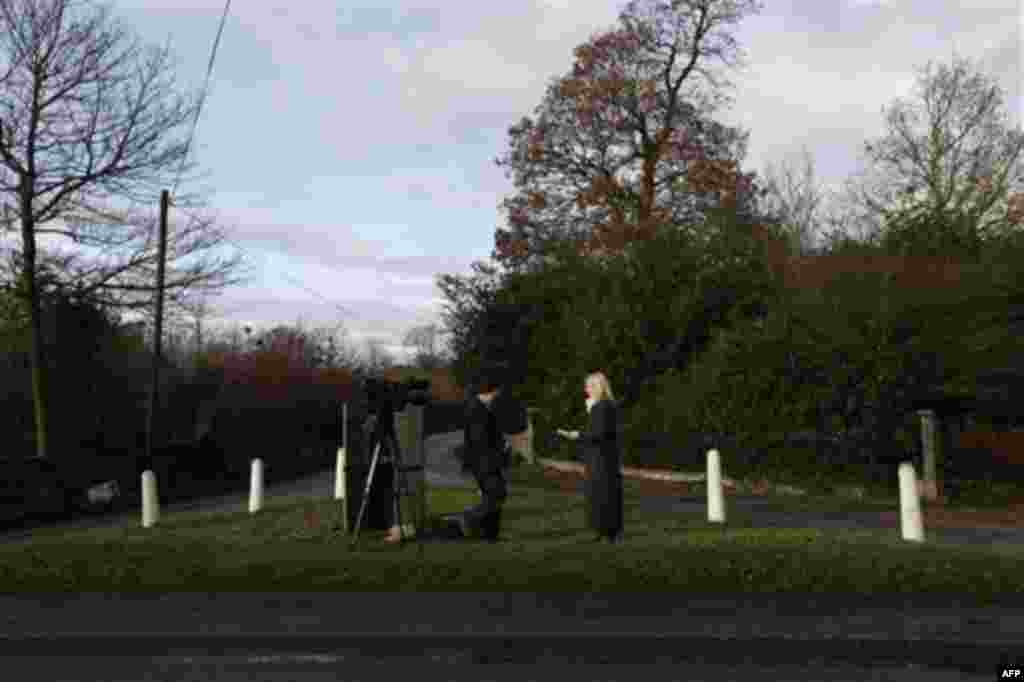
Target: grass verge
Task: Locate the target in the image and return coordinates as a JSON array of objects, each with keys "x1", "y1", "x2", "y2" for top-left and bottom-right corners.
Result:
[{"x1": 0, "y1": 464, "x2": 1020, "y2": 603}]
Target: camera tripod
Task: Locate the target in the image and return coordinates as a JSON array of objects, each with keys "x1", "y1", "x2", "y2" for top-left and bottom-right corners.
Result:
[{"x1": 350, "y1": 427, "x2": 424, "y2": 550}]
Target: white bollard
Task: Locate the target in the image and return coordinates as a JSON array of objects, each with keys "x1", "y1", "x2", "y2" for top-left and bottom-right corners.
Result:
[
  {"x1": 335, "y1": 447, "x2": 346, "y2": 500},
  {"x1": 141, "y1": 470, "x2": 159, "y2": 528},
  {"x1": 707, "y1": 449, "x2": 726, "y2": 523},
  {"x1": 249, "y1": 458, "x2": 264, "y2": 514},
  {"x1": 898, "y1": 462, "x2": 925, "y2": 542}
]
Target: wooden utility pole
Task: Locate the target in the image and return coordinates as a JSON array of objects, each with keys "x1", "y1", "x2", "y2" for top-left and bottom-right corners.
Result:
[
  {"x1": 917, "y1": 408, "x2": 939, "y2": 501},
  {"x1": 145, "y1": 190, "x2": 170, "y2": 470}
]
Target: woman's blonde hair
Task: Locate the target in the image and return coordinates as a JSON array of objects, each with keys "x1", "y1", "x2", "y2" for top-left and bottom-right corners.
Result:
[{"x1": 586, "y1": 371, "x2": 615, "y2": 402}]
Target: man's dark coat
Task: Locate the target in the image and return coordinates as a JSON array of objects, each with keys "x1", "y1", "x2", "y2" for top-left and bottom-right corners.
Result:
[
  {"x1": 462, "y1": 391, "x2": 527, "y2": 475},
  {"x1": 462, "y1": 397, "x2": 503, "y2": 477}
]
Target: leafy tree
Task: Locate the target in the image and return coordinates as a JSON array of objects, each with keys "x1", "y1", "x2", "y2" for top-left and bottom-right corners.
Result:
[
  {"x1": 0, "y1": 276, "x2": 159, "y2": 456},
  {"x1": 0, "y1": 259, "x2": 118, "y2": 354},
  {"x1": 492, "y1": 0, "x2": 766, "y2": 271},
  {"x1": 670, "y1": 220, "x2": 1024, "y2": 486},
  {"x1": 486, "y1": 206, "x2": 781, "y2": 451},
  {"x1": 0, "y1": 281, "x2": 27, "y2": 353}
]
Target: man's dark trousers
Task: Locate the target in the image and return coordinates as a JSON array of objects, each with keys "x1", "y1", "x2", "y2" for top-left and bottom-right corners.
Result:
[
  {"x1": 460, "y1": 396, "x2": 508, "y2": 541},
  {"x1": 464, "y1": 466, "x2": 506, "y2": 541}
]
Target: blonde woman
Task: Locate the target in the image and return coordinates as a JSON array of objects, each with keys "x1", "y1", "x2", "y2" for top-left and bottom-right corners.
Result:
[{"x1": 557, "y1": 371, "x2": 624, "y2": 544}]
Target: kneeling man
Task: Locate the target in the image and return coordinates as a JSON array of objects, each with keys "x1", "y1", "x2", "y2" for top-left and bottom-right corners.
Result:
[{"x1": 458, "y1": 367, "x2": 527, "y2": 542}]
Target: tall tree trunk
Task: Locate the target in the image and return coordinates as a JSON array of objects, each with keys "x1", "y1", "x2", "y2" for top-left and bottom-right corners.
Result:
[{"x1": 20, "y1": 191, "x2": 49, "y2": 460}]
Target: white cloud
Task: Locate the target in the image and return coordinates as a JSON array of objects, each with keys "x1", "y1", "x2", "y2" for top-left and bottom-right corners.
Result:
[{"x1": 87, "y1": 1, "x2": 1020, "y2": 359}]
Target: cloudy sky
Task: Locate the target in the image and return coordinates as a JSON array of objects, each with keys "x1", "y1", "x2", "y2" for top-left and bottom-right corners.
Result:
[{"x1": 108, "y1": 0, "x2": 1020, "y2": 362}]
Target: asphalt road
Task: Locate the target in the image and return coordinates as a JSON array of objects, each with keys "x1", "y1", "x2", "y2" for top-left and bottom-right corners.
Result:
[
  {"x1": 0, "y1": 592, "x2": 1017, "y2": 679},
  {"x1": 0, "y1": 651, "x2": 1000, "y2": 681},
  {"x1": 1, "y1": 431, "x2": 1021, "y2": 677}
]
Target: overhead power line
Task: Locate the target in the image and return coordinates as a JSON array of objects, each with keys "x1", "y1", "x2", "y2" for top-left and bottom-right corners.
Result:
[
  {"x1": 278, "y1": 270, "x2": 361, "y2": 319},
  {"x1": 157, "y1": 4, "x2": 402, "y2": 329},
  {"x1": 172, "y1": 0, "x2": 233, "y2": 199},
  {"x1": 221, "y1": 233, "x2": 361, "y2": 320}
]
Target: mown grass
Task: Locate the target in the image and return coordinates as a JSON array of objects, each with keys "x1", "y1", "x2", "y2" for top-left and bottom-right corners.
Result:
[{"x1": 1, "y1": 464, "x2": 1020, "y2": 603}]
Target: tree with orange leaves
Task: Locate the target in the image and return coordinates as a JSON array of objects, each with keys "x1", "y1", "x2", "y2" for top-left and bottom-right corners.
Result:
[{"x1": 492, "y1": 0, "x2": 766, "y2": 271}]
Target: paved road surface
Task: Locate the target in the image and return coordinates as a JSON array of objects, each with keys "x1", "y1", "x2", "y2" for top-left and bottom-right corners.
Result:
[
  {"x1": 0, "y1": 593, "x2": 1016, "y2": 679},
  {"x1": 1, "y1": 432, "x2": 1021, "y2": 677},
  {"x1": 0, "y1": 653, "x2": 999, "y2": 681}
]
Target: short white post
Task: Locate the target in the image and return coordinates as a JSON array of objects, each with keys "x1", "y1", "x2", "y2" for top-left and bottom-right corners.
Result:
[
  {"x1": 141, "y1": 470, "x2": 159, "y2": 528},
  {"x1": 898, "y1": 461, "x2": 925, "y2": 542},
  {"x1": 335, "y1": 447, "x2": 346, "y2": 500},
  {"x1": 707, "y1": 449, "x2": 726, "y2": 523},
  {"x1": 249, "y1": 458, "x2": 264, "y2": 513}
]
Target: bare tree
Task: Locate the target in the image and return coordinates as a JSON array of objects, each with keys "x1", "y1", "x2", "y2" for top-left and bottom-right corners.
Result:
[
  {"x1": 362, "y1": 338, "x2": 395, "y2": 374},
  {"x1": 0, "y1": 0, "x2": 244, "y2": 458},
  {"x1": 181, "y1": 294, "x2": 213, "y2": 362},
  {"x1": 758, "y1": 146, "x2": 829, "y2": 256},
  {"x1": 246, "y1": 319, "x2": 358, "y2": 371},
  {"x1": 307, "y1": 321, "x2": 361, "y2": 370},
  {"x1": 837, "y1": 53, "x2": 1024, "y2": 258},
  {"x1": 200, "y1": 321, "x2": 249, "y2": 356},
  {"x1": 53, "y1": 204, "x2": 246, "y2": 313},
  {"x1": 402, "y1": 322, "x2": 442, "y2": 370}
]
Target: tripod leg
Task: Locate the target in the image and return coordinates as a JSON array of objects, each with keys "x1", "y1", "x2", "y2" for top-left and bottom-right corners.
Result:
[
  {"x1": 382, "y1": 432, "x2": 409, "y2": 544},
  {"x1": 352, "y1": 443, "x2": 382, "y2": 544},
  {"x1": 386, "y1": 433, "x2": 415, "y2": 545},
  {"x1": 393, "y1": 484, "x2": 404, "y2": 543}
]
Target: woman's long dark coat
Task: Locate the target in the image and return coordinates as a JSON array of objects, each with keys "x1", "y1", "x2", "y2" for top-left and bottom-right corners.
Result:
[{"x1": 579, "y1": 399, "x2": 623, "y2": 538}]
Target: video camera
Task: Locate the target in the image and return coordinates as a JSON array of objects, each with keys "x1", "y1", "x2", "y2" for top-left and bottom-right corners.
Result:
[
  {"x1": 402, "y1": 378, "x2": 432, "y2": 406},
  {"x1": 361, "y1": 377, "x2": 396, "y2": 438},
  {"x1": 360, "y1": 376, "x2": 433, "y2": 436}
]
